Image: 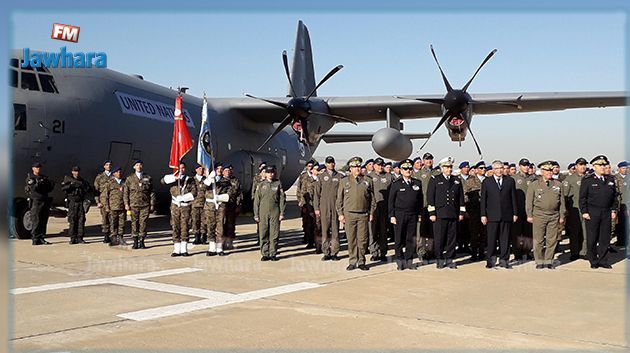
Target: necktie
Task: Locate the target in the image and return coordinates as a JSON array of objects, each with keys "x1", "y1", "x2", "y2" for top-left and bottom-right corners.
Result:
[
  {"x1": 356, "y1": 176, "x2": 360, "y2": 183},
  {"x1": 546, "y1": 180, "x2": 550, "y2": 187},
  {"x1": 497, "y1": 178, "x2": 502, "y2": 190}
]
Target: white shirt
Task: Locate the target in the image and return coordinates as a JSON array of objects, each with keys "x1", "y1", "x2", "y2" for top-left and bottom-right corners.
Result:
[
  {"x1": 478, "y1": 175, "x2": 485, "y2": 182},
  {"x1": 105, "y1": 171, "x2": 111, "y2": 177},
  {"x1": 114, "y1": 177, "x2": 122, "y2": 184},
  {"x1": 442, "y1": 173, "x2": 450, "y2": 181},
  {"x1": 494, "y1": 176, "x2": 503, "y2": 187},
  {"x1": 195, "y1": 174, "x2": 203, "y2": 181},
  {"x1": 461, "y1": 174, "x2": 469, "y2": 181},
  {"x1": 135, "y1": 172, "x2": 142, "y2": 179}
]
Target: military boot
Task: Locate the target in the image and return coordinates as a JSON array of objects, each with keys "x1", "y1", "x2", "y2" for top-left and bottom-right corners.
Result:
[
  {"x1": 132, "y1": 236, "x2": 139, "y2": 249},
  {"x1": 201, "y1": 234, "x2": 208, "y2": 244},
  {"x1": 193, "y1": 233, "x2": 201, "y2": 245},
  {"x1": 103, "y1": 233, "x2": 111, "y2": 244},
  {"x1": 139, "y1": 236, "x2": 146, "y2": 249},
  {"x1": 109, "y1": 235, "x2": 119, "y2": 246}
]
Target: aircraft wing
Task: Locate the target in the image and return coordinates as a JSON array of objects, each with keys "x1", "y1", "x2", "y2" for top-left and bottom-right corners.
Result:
[
  {"x1": 228, "y1": 91, "x2": 626, "y2": 124},
  {"x1": 322, "y1": 132, "x2": 431, "y2": 144}
]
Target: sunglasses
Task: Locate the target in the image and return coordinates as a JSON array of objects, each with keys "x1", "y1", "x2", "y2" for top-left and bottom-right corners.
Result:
[{"x1": 401, "y1": 167, "x2": 413, "y2": 171}]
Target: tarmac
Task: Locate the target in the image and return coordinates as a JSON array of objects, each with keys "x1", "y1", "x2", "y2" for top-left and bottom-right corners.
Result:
[{"x1": 8, "y1": 189, "x2": 630, "y2": 352}]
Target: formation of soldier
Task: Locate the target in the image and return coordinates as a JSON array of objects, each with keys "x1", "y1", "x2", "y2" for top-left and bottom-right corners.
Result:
[{"x1": 23, "y1": 152, "x2": 627, "y2": 271}]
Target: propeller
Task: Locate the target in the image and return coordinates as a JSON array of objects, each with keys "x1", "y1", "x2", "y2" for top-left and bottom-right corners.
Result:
[
  {"x1": 400, "y1": 45, "x2": 498, "y2": 157},
  {"x1": 245, "y1": 51, "x2": 356, "y2": 151}
]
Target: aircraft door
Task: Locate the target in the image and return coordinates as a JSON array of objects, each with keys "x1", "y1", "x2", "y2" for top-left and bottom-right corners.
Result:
[{"x1": 108, "y1": 141, "x2": 133, "y2": 174}]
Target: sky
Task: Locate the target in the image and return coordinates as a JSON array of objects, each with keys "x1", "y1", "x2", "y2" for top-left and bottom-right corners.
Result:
[{"x1": 11, "y1": 11, "x2": 627, "y2": 168}]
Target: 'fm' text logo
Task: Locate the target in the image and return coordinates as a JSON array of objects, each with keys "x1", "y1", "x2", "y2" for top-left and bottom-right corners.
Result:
[{"x1": 51, "y1": 23, "x2": 80, "y2": 43}]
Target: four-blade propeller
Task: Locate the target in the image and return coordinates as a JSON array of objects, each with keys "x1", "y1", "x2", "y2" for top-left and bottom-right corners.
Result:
[{"x1": 245, "y1": 50, "x2": 356, "y2": 151}]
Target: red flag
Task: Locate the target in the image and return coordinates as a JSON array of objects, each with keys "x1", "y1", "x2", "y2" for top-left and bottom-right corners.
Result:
[{"x1": 169, "y1": 95, "x2": 194, "y2": 173}]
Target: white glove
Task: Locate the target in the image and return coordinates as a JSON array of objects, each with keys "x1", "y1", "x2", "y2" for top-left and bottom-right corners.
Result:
[
  {"x1": 181, "y1": 193, "x2": 194, "y2": 202},
  {"x1": 163, "y1": 174, "x2": 177, "y2": 184}
]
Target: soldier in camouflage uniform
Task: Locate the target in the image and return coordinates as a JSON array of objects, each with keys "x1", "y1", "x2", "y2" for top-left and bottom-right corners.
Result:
[
  {"x1": 457, "y1": 161, "x2": 472, "y2": 254},
  {"x1": 204, "y1": 167, "x2": 231, "y2": 256},
  {"x1": 563, "y1": 158, "x2": 589, "y2": 260},
  {"x1": 367, "y1": 157, "x2": 393, "y2": 262},
  {"x1": 254, "y1": 165, "x2": 286, "y2": 261},
  {"x1": 104, "y1": 167, "x2": 126, "y2": 246},
  {"x1": 61, "y1": 166, "x2": 92, "y2": 244},
  {"x1": 614, "y1": 161, "x2": 628, "y2": 248},
  {"x1": 223, "y1": 164, "x2": 243, "y2": 250},
  {"x1": 526, "y1": 161, "x2": 566, "y2": 269},
  {"x1": 191, "y1": 164, "x2": 207, "y2": 245},
  {"x1": 297, "y1": 160, "x2": 316, "y2": 248},
  {"x1": 124, "y1": 160, "x2": 155, "y2": 250},
  {"x1": 414, "y1": 153, "x2": 439, "y2": 263},
  {"x1": 464, "y1": 161, "x2": 487, "y2": 261},
  {"x1": 512, "y1": 158, "x2": 537, "y2": 262},
  {"x1": 94, "y1": 160, "x2": 113, "y2": 243},
  {"x1": 162, "y1": 162, "x2": 197, "y2": 257}
]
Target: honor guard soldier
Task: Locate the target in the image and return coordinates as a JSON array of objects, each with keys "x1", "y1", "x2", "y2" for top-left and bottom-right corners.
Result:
[
  {"x1": 512, "y1": 158, "x2": 537, "y2": 262},
  {"x1": 415, "y1": 152, "x2": 438, "y2": 263},
  {"x1": 297, "y1": 160, "x2": 316, "y2": 248},
  {"x1": 191, "y1": 164, "x2": 207, "y2": 245},
  {"x1": 564, "y1": 158, "x2": 589, "y2": 260},
  {"x1": 526, "y1": 161, "x2": 567, "y2": 269},
  {"x1": 337, "y1": 157, "x2": 376, "y2": 271},
  {"x1": 94, "y1": 160, "x2": 113, "y2": 243},
  {"x1": 204, "y1": 167, "x2": 231, "y2": 256},
  {"x1": 25, "y1": 162, "x2": 55, "y2": 245},
  {"x1": 61, "y1": 166, "x2": 92, "y2": 244},
  {"x1": 427, "y1": 157, "x2": 465, "y2": 269},
  {"x1": 124, "y1": 160, "x2": 155, "y2": 249},
  {"x1": 253, "y1": 165, "x2": 286, "y2": 261},
  {"x1": 465, "y1": 162, "x2": 487, "y2": 261},
  {"x1": 314, "y1": 156, "x2": 343, "y2": 261},
  {"x1": 368, "y1": 157, "x2": 393, "y2": 262},
  {"x1": 104, "y1": 167, "x2": 127, "y2": 246},
  {"x1": 162, "y1": 162, "x2": 197, "y2": 257},
  {"x1": 223, "y1": 164, "x2": 242, "y2": 250},
  {"x1": 614, "y1": 161, "x2": 628, "y2": 248},
  {"x1": 388, "y1": 159, "x2": 423, "y2": 270},
  {"x1": 579, "y1": 155, "x2": 618, "y2": 269}
]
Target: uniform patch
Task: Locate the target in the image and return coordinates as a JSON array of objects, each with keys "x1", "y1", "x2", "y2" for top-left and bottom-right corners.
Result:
[
  {"x1": 454, "y1": 180, "x2": 460, "y2": 184},
  {"x1": 577, "y1": 181, "x2": 581, "y2": 186},
  {"x1": 563, "y1": 181, "x2": 569, "y2": 187},
  {"x1": 517, "y1": 179, "x2": 522, "y2": 184},
  {"x1": 412, "y1": 185, "x2": 420, "y2": 191},
  {"x1": 421, "y1": 174, "x2": 427, "y2": 179},
  {"x1": 552, "y1": 186, "x2": 560, "y2": 192},
  {"x1": 608, "y1": 182, "x2": 615, "y2": 186},
  {"x1": 332, "y1": 178, "x2": 339, "y2": 182},
  {"x1": 324, "y1": 176, "x2": 330, "y2": 181},
  {"x1": 381, "y1": 178, "x2": 387, "y2": 183}
]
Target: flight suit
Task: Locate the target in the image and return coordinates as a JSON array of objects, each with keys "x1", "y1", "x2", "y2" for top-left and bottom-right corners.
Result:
[
  {"x1": 464, "y1": 175, "x2": 486, "y2": 259},
  {"x1": 526, "y1": 179, "x2": 567, "y2": 265},
  {"x1": 296, "y1": 171, "x2": 312, "y2": 245},
  {"x1": 579, "y1": 174, "x2": 619, "y2": 267},
  {"x1": 614, "y1": 174, "x2": 627, "y2": 247},
  {"x1": 224, "y1": 175, "x2": 243, "y2": 248},
  {"x1": 314, "y1": 170, "x2": 343, "y2": 257},
  {"x1": 336, "y1": 175, "x2": 375, "y2": 267},
  {"x1": 563, "y1": 173, "x2": 588, "y2": 258},
  {"x1": 368, "y1": 171, "x2": 393, "y2": 259},
  {"x1": 388, "y1": 177, "x2": 423, "y2": 265},
  {"x1": 512, "y1": 172, "x2": 536, "y2": 260},
  {"x1": 191, "y1": 174, "x2": 207, "y2": 244},
  {"x1": 104, "y1": 178, "x2": 127, "y2": 245},
  {"x1": 204, "y1": 177, "x2": 231, "y2": 251},
  {"x1": 166, "y1": 174, "x2": 197, "y2": 250},
  {"x1": 124, "y1": 172, "x2": 155, "y2": 246},
  {"x1": 304, "y1": 174, "x2": 323, "y2": 251},
  {"x1": 61, "y1": 175, "x2": 91, "y2": 243},
  {"x1": 251, "y1": 173, "x2": 265, "y2": 244},
  {"x1": 94, "y1": 171, "x2": 113, "y2": 241},
  {"x1": 254, "y1": 179, "x2": 286, "y2": 258},
  {"x1": 25, "y1": 173, "x2": 55, "y2": 245},
  {"x1": 427, "y1": 174, "x2": 465, "y2": 266}
]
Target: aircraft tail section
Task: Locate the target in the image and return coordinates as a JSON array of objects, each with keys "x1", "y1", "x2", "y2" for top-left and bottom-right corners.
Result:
[{"x1": 290, "y1": 20, "x2": 317, "y2": 97}]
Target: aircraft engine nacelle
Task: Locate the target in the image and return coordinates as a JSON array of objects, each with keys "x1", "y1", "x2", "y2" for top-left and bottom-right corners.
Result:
[{"x1": 371, "y1": 128, "x2": 412, "y2": 161}]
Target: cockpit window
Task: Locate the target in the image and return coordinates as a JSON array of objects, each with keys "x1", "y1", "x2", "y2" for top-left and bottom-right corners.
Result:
[
  {"x1": 10, "y1": 58, "x2": 18, "y2": 68},
  {"x1": 21, "y1": 71, "x2": 39, "y2": 91},
  {"x1": 10, "y1": 69, "x2": 17, "y2": 88},
  {"x1": 19, "y1": 60, "x2": 34, "y2": 71},
  {"x1": 39, "y1": 74, "x2": 58, "y2": 93},
  {"x1": 14, "y1": 104, "x2": 26, "y2": 131}
]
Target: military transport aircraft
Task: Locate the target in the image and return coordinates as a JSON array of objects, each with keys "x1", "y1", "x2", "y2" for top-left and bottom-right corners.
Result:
[{"x1": 10, "y1": 20, "x2": 627, "y2": 238}]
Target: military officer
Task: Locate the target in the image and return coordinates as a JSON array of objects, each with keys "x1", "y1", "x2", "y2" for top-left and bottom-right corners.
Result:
[
  {"x1": 191, "y1": 164, "x2": 207, "y2": 245},
  {"x1": 254, "y1": 165, "x2": 286, "y2": 261},
  {"x1": 512, "y1": 158, "x2": 537, "y2": 262},
  {"x1": 314, "y1": 156, "x2": 343, "y2": 261},
  {"x1": 124, "y1": 160, "x2": 155, "y2": 249},
  {"x1": 94, "y1": 160, "x2": 113, "y2": 243},
  {"x1": 457, "y1": 161, "x2": 471, "y2": 254},
  {"x1": 368, "y1": 157, "x2": 393, "y2": 262},
  {"x1": 526, "y1": 161, "x2": 567, "y2": 269},
  {"x1": 465, "y1": 161, "x2": 487, "y2": 261},
  {"x1": 61, "y1": 166, "x2": 92, "y2": 244},
  {"x1": 204, "y1": 168, "x2": 231, "y2": 256},
  {"x1": 564, "y1": 157, "x2": 589, "y2": 260},
  {"x1": 579, "y1": 155, "x2": 618, "y2": 269},
  {"x1": 392, "y1": 162, "x2": 401, "y2": 180},
  {"x1": 104, "y1": 167, "x2": 126, "y2": 246},
  {"x1": 427, "y1": 157, "x2": 465, "y2": 269},
  {"x1": 25, "y1": 162, "x2": 55, "y2": 245},
  {"x1": 388, "y1": 159, "x2": 423, "y2": 270},
  {"x1": 251, "y1": 162, "x2": 267, "y2": 245},
  {"x1": 162, "y1": 162, "x2": 197, "y2": 257},
  {"x1": 384, "y1": 161, "x2": 393, "y2": 174},
  {"x1": 305, "y1": 164, "x2": 324, "y2": 253},
  {"x1": 223, "y1": 164, "x2": 242, "y2": 250},
  {"x1": 337, "y1": 157, "x2": 375, "y2": 271},
  {"x1": 614, "y1": 161, "x2": 628, "y2": 247},
  {"x1": 364, "y1": 159, "x2": 374, "y2": 175},
  {"x1": 508, "y1": 163, "x2": 517, "y2": 176},
  {"x1": 415, "y1": 152, "x2": 438, "y2": 263},
  {"x1": 297, "y1": 160, "x2": 316, "y2": 248}
]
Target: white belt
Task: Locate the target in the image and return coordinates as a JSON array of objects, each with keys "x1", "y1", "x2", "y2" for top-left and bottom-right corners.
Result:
[{"x1": 172, "y1": 200, "x2": 191, "y2": 207}]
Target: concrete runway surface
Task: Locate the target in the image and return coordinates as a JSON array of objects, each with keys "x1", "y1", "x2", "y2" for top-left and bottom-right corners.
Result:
[{"x1": 9, "y1": 190, "x2": 629, "y2": 352}]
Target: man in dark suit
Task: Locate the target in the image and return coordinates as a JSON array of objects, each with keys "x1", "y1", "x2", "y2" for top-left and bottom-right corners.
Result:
[
  {"x1": 427, "y1": 157, "x2": 465, "y2": 269},
  {"x1": 480, "y1": 160, "x2": 518, "y2": 269}
]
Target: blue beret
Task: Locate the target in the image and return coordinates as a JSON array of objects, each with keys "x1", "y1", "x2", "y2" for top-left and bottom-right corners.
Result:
[
  {"x1": 618, "y1": 161, "x2": 628, "y2": 168},
  {"x1": 223, "y1": 163, "x2": 232, "y2": 169},
  {"x1": 103, "y1": 159, "x2": 112, "y2": 165},
  {"x1": 133, "y1": 159, "x2": 143, "y2": 165},
  {"x1": 459, "y1": 161, "x2": 470, "y2": 169},
  {"x1": 486, "y1": 166, "x2": 493, "y2": 171},
  {"x1": 413, "y1": 157, "x2": 422, "y2": 163},
  {"x1": 112, "y1": 166, "x2": 122, "y2": 173}
]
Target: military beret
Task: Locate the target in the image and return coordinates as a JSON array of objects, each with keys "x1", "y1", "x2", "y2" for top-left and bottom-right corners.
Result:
[
  {"x1": 590, "y1": 155, "x2": 609, "y2": 166},
  {"x1": 518, "y1": 158, "x2": 530, "y2": 166},
  {"x1": 223, "y1": 163, "x2": 232, "y2": 169},
  {"x1": 71, "y1": 166, "x2": 80, "y2": 172},
  {"x1": 215, "y1": 162, "x2": 223, "y2": 168},
  {"x1": 194, "y1": 163, "x2": 203, "y2": 169},
  {"x1": 374, "y1": 158, "x2": 384, "y2": 165},
  {"x1": 305, "y1": 160, "x2": 315, "y2": 166},
  {"x1": 133, "y1": 159, "x2": 143, "y2": 165},
  {"x1": 432, "y1": 166, "x2": 441, "y2": 172},
  {"x1": 32, "y1": 162, "x2": 42, "y2": 168},
  {"x1": 265, "y1": 165, "x2": 277, "y2": 173},
  {"x1": 551, "y1": 161, "x2": 560, "y2": 167},
  {"x1": 384, "y1": 161, "x2": 392, "y2": 166},
  {"x1": 459, "y1": 161, "x2": 470, "y2": 169},
  {"x1": 486, "y1": 166, "x2": 493, "y2": 171},
  {"x1": 422, "y1": 152, "x2": 434, "y2": 160},
  {"x1": 537, "y1": 161, "x2": 554, "y2": 170},
  {"x1": 413, "y1": 157, "x2": 422, "y2": 163},
  {"x1": 503, "y1": 162, "x2": 509, "y2": 166},
  {"x1": 348, "y1": 156, "x2": 363, "y2": 168},
  {"x1": 567, "y1": 163, "x2": 576, "y2": 169},
  {"x1": 316, "y1": 164, "x2": 326, "y2": 171},
  {"x1": 618, "y1": 161, "x2": 628, "y2": 168},
  {"x1": 365, "y1": 159, "x2": 374, "y2": 165},
  {"x1": 529, "y1": 163, "x2": 535, "y2": 168},
  {"x1": 400, "y1": 159, "x2": 414, "y2": 169},
  {"x1": 103, "y1": 159, "x2": 112, "y2": 165},
  {"x1": 474, "y1": 161, "x2": 486, "y2": 169},
  {"x1": 509, "y1": 163, "x2": 516, "y2": 168},
  {"x1": 575, "y1": 157, "x2": 588, "y2": 165},
  {"x1": 112, "y1": 166, "x2": 122, "y2": 173},
  {"x1": 325, "y1": 156, "x2": 335, "y2": 163},
  {"x1": 439, "y1": 156, "x2": 455, "y2": 167}
]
